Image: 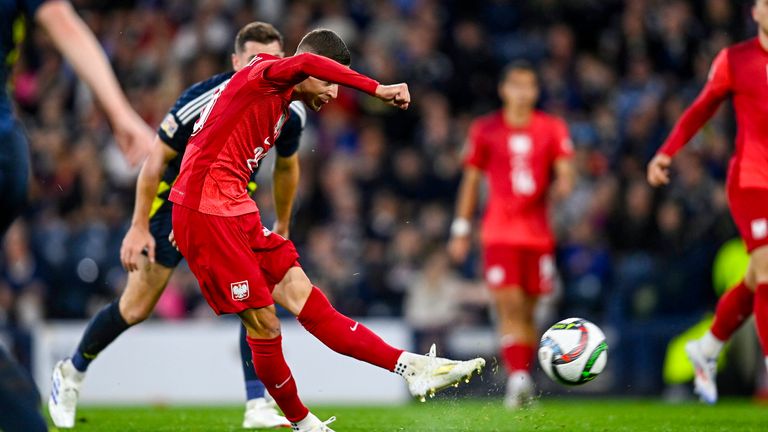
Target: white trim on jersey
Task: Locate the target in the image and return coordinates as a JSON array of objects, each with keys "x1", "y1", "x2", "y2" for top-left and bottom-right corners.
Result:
[
  {"x1": 289, "y1": 100, "x2": 307, "y2": 128},
  {"x1": 175, "y1": 86, "x2": 218, "y2": 124}
]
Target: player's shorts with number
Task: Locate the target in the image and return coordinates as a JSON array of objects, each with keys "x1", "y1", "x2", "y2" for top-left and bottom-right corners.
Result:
[
  {"x1": 727, "y1": 184, "x2": 768, "y2": 252},
  {"x1": 171, "y1": 205, "x2": 299, "y2": 314},
  {"x1": 483, "y1": 245, "x2": 554, "y2": 295}
]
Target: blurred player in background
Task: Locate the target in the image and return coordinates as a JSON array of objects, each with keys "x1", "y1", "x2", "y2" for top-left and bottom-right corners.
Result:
[
  {"x1": 2, "y1": 1, "x2": 153, "y2": 430},
  {"x1": 48, "y1": 22, "x2": 303, "y2": 429},
  {"x1": 449, "y1": 61, "x2": 574, "y2": 408},
  {"x1": 647, "y1": 0, "x2": 768, "y2": 406},
  {"x1": 170, "y1": 29, "x2": 484, "y2": 432}
]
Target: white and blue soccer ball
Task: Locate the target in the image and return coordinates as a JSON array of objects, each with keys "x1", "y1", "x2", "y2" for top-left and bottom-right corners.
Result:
[{"x1": 538, "y1": 317, "x2": 608, "y2": 386}]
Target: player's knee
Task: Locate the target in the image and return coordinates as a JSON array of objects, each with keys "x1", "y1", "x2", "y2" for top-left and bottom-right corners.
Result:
[
  {"x1": 120, "y1": 299, "x2": 154, "y2": 325},
  {"x1": 243, "y1": 308, "x2": 281, "y2": 339}
]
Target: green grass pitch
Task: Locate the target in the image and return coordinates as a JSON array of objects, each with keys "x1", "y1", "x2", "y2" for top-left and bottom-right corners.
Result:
[{"x1": 47, "y1": 398, "x2": 768, "y2": 431}]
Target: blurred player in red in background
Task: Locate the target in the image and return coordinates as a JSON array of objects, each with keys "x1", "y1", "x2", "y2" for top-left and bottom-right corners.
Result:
[
  {"x1": 169, "y1": 29, "x2": 485, "y2": 432},
  {"x1": 449, "y1": 61, "x2": 575, "y2": 409},
  {"x1": 647, "y1": 0, "x2": 768, "y2": 406}
]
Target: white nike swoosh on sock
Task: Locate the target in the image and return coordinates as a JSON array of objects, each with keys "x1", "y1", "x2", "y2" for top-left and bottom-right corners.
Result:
[
  {"x1": 275, "y1": 374, "x2": 292, "y2": 389},
  {"x1": 350, "y1": 322, "x2": 359, "y2": 331}
]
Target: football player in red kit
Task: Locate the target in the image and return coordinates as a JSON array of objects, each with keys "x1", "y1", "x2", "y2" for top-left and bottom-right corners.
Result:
[
  {"x1": 169, "y1": 29, "x2": 485, "y2": 432},
  {"x1": 647, "y1": 0, "x2": 768, "y2": 405},
  {"x1": 449, "y1": 61, "x2": 574, "y2": 408}
]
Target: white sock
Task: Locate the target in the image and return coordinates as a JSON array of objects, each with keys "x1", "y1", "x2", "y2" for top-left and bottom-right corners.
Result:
[
  {"x1": 764, "y1": 357, "x2": 768, "y2": 374},
  {"x1": 394, "y1": 351, "x2": 419, "y2": 376},
  {"x1": 699, "y1": 331, "x2": 725, "y2": 359}
]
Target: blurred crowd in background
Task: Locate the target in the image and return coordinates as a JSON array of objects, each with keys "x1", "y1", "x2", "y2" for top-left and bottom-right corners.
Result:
[{"x1": 2, "y1": 0, "x2": 757, "y2": 393}]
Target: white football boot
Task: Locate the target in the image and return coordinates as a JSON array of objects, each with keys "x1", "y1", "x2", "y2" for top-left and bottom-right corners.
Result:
[
  {"x1": 291, "y1": 412, "x2": 336, "y2": 432},
  {"x1": 49, "y1": 359, "x2": 84, "y2": 428},
  {"x1": 685, "y1": 340, "x2": 718, "y2": 404},
  {"x1": 396, "y1": 344, "x2": 486, "y2": 401},
  {"x1": 243, "y1": 396, "x2": 291, "y2": 428},
  {"x1": 504, "y1": 371, "x2": 535, "y2": 409}
]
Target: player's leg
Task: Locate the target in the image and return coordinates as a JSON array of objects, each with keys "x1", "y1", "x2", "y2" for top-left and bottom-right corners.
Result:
[
  {"x1": 49, "y1": 256, "x2": 173, "y2": 428},
  {"x1": 749, "y1": 246, "x2": 768, "y2": 373},
  {"x1": 238, "y1": 324, "x2": 290, "y2": 428},
  {"x1": 493, "y1": 288, "x2": 537, "y2": 408},
  {"x1": 239, "y1": 306, "x2": 336, "y2": 431},
  {"x1": 0, "y1": 125, "x2": 46, "y2": 431},
  {"x1": 685, "y1": 277, "x2": 753, "y2": 404},
  {"x1": 272, "y1": 266, "x2": 485, "y2": 400}
]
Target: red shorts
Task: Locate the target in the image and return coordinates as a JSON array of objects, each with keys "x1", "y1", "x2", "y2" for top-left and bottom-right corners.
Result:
[
  {"x1": 727, "y1": 185, "x2": 768, "y2": 252},
  {"x1": 171, "y1": 205, "x2": 299, "y2": 315},
  {"x1": 482, "y1": 245, "x2": 555, "y2": 296}
]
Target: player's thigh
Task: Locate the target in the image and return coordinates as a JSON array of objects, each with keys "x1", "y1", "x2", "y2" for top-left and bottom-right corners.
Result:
[
  {"x1": 238, "y1": 305, "x2": 281, "y2": 339},
  {"x1": 272, "y1": 267, "x2": 313, "y2": 316},
  {"x1": 118, "y1": 255, "x2": 174, "y2": 323},
  {"x1": 747, "y1": 245, "x2": 768, "y2": 287},
  {"x1": 0, "y1": 125, "x2": 30, "y2": 237}
]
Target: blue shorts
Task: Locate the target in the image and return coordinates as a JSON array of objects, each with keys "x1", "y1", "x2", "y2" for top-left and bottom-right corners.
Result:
[
  {"x1": 147, "y1": 204, "x2": 184, "y2": 268},
  {"x1": 0, "y1": 122, "x2": 30, "y2": 238}
]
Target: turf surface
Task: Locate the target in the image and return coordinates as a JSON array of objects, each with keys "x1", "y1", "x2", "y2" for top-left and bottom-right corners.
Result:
[{"x1": 48, "y1": 399, "x2": 767, "y2": 431}]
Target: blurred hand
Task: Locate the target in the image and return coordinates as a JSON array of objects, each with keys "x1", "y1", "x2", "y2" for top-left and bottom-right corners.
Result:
[
  {"x1": 448, "y1": 235, "x2": 471, "y2": 264},
  {"x1": 169, "y1": 230, "x2": 179, "y2": 251},
  {"x1": 120, "y1": 225, "x2": 155, "y2": 272},
  {"x1": 375, "y1": 83, "x2": 410, "y2": 110},
  {"x1": 273, "y1": 221, "x2": 290, "y2": 239},
  {"x1": 111, "y1": 109, "x2": 154, "y2": 167},
  {"x1": 647, "y1": 153, "x2": 672, "y2": 187}
]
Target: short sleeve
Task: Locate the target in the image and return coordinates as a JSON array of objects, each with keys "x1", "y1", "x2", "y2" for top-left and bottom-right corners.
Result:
[
  {"x1": 464, "y1": 120, "x2": 489, "y2": 170},
  {"x1": 551, "y1": 118, "x2": 574, "y2": 160},
  {"x1": 275, "y1": 101, "x2": 306, "y2": 158}
]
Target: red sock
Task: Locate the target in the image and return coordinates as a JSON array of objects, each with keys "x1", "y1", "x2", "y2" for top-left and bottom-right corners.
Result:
[
  {"x1": 246, "y1": 335, "x2": 308, "y2": 423},
  {"x1": 711, "y1": 281, "x2": 754, "y2": 341},
  {"x1": 501, "y1": 343, "x2": 534, "y2": 374},
  {"x1": 755, "y1": 284, "x2": 768, "y2": 356},
  {"x1": 298, "y1": 287, "x2": 404, "y2": 371}
]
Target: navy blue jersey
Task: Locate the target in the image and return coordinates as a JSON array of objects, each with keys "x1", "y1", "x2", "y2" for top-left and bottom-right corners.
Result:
[
  {"x1": 1, "y1": 0, "x2": 47, "y2": 131},
  {"x1": 150, "y1": 70, "x2": 306, "y2": 218}
]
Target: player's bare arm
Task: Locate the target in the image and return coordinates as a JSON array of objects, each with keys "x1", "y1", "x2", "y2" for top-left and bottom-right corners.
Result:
[
  {"x1": 35, "y1": 0, "x2": 153, "y2": 166},
  {"x1": 272, "y1": 154, "x2": 300, "y2": 238},
  {"x1": 552, "y1": 158, "x2": 576, "y2": 200},
  {"x1": 449, "y1": 166, "x2": 482, "y2": 263},
  {"x1": 121, "y1": 137, "x2": 178, "y2": 272}
]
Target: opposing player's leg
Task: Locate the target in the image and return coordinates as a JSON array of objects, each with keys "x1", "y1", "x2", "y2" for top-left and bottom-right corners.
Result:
[
  {"x1": 238, "y1": 324, "x2": 290, "y2": 428},
  {"x1": 272, "y1": 267, "x2": 486, "y2": 400},
  {"x1": 49, "y1": 256, "x2": 173, "y2": 428},
  {"x1": 0, "y1": 125, "x2": 46, "y2": 431}
]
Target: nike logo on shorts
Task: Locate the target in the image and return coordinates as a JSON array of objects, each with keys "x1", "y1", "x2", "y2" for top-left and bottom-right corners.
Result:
[{"x1": 275, "y1": 374, "x2": 292, "y2": 389}]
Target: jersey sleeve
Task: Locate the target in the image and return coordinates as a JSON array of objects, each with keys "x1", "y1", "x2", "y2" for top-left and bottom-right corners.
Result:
[
  {"x1": 551, "y1": 118, "x2": 574, "y2": 160},
  {"x1": 275, "y1": 101, "x2": 306, "y2": 158},
  {"x1": 157, "y1": 73, "x2": 231, "y2": 152},
  {"x1": 464, "y1": 120, "x2": 489, "y2": 170},
  {"x1": 261, "y1": 53, "x2": 379, "y2": 95},
  {"x1": 657, "y1": 49, "x2": 732, "y2": 157}
]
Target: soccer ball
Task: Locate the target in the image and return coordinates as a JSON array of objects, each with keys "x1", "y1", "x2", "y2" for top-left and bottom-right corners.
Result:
[{"x1": 538, "y1": 317, "x2": 608, "y2": 385}]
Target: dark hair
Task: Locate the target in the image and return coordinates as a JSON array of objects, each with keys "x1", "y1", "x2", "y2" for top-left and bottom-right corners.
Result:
[
  {"x1": 235, "y1": 22, "x2": 284, "y2": 54},
  {"x1": 500, "y1": 59, "x2": 538, "y2": 84},
  {"x1": 295, "y1": 29, "x2": 351, "y2": 66}
]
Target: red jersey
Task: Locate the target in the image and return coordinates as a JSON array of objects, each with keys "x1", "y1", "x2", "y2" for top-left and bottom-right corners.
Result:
[
  {"x1": 658, "y1": 38, "x2": 768, "y2": 189},
  {"x1": 169, "y1": 53, "x2": 379, "y2": 215},
  {"x1": 465, "y1": 110, "x2": 572, "y2": 250}
]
